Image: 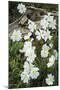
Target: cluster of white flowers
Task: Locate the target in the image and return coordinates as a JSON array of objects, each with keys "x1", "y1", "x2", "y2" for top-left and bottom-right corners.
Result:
[
  {"x1": 39, "y1": 13, "x2": 57, "y2": 85},
  {"x1": 19, "y1": 40, "x2": 39, "y2": 83},
  {"x1": 41, "y1": 44, "x2": 50, "y2": 58},
  {"x1": 45, "y1": 49, "x2": 58, "y2": 85},
  {"x1": 35, "y1": 29, "x2": 52, "y2": 41},
  {"x1": 40, "y1": 13, "x2": 56, "y2": 30},
  {"x1": 18, "y1": 17, "x2": 40, "y2": 83},
  {"x1": 20, "y1": 41, "x2": 36, "y2": 63},
  {"x1": 21, "y1": 61, "x2": 39, "y2": 83},
  {"x1": 10, "y1": 4, "x2": 58, "y2": 85},
  {"x1": 40, "y1": 13, "x2": 58, "y2": 85},
  {"x1": 17, "y1": 3, "x2": 26, "y2": 14},
  {"x1": 10, "y1": 29, "x2": 22, "y2": 42},
  {"x1": 45, "y1": 74, "x2": 54, "y2": 85}
]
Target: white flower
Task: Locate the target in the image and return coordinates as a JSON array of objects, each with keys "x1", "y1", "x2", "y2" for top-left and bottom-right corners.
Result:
[
  {"x1": 40, "y1": 29, "x2": 47, "y2": 41},
  {"x1": 24, "y1": 41, "x2": 32, "y2": 49},
  {"x1": 45, "y1": 30, "x2": 52, "y2": 40},
  {"x1": 24, "y1": 61, "x2": 39, "y2": 79},
  {"x1": 40, "y1": 29, "x2": 52, "y2": 41},
  {"x1": 49, "y1": 19, "x2": 56, "y2": 29},
  {"x1": 21, "y1": 61, "x2": 30, "y2": 83},
  {"x1": 47, "y1": 13, "x2": 56, "y2": 29},
  {"x1": 23, "y1": 61, "x2": 30, "y2": 73},
  {"x1": 45, "y1": 74, "x2": 54, "y2": 85},
  {"x1": 41, "y1": 44, "x2": 50, "y2": 58},
  {"x1": 10, "y1": 30, "x2": 22, "y2": 42},
  {"x1": 40, "y1": 18, "x2": 49, "y2": 30},
  {"x1": 30, "y1": 67, "x2": 39, "y2": 79},
  {"x1": 47, "y1": 55, "x2": 55, "y2": 68},
  {"x1": 35, "y1": 30, "x2": 41, "y2": 40},
  {"x1": 19, "y1": 41, "x2": 32, "y2": 53},
  {"x1": 49, "y1": 43, "x2": 53, "y2": 48},
  {"x1": 21, "y1": 71, "x2": 30, "y2": 83},
  {"x1": 35, "y1": 29, "x2": 52, "y2": 41},
  {"x1": 19, "y1": 41, "x2": 36, "y2": 63},
  {"x1": 24, "y1": 32, "x2": 32, "y2": 40},
  {"x1": 28, "y1": 20, "x2": 36, "y2": 32},
  {"x1": 42, "y1": 44, "x2": 50, "y2": 51},
  {"x1": 17, "y1": 3, "x2": 26, "y2": 14},
  {"x1": 45, "y1": 13, "x2": 54, "y2": 22},
  {"x1": 40, "y1": 13, "x2": 56, "y2": 30},
  {"x1": 24, "y1": 61, "x2": 34, "y2": 72},
  {"x1": 26, "y1": 53, "x2": 36, "y2": 63},
  {"x1": 41, "y1": 49, "x2": 49, "y2": 58},
  {"x1": 53, "y1": 50, "x2": 58, "y2": 60},
  {"x1": 25, "y1": 46, "x2": 36, "y2": 63}
]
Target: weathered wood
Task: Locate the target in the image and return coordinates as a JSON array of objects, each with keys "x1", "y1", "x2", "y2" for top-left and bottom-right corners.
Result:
[
  {"x1": 9, "y1": 13, "x2": 26, "y2": 33},
  {"x1": 27, "y1": 6, "x2": 58, "y2": 16},
  {"x1": 9, "y1": 6, "x2": 58, "y2": 38}
]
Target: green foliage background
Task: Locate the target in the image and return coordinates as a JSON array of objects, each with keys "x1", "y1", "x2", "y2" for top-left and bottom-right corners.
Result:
[{"x1": 9, "y1": 1, "x2": 58, "y2": 89}]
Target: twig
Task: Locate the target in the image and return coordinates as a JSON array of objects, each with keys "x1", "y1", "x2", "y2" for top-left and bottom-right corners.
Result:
[{"x1": 27, "y1": 6, "x2": 58, "y2": 16}]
